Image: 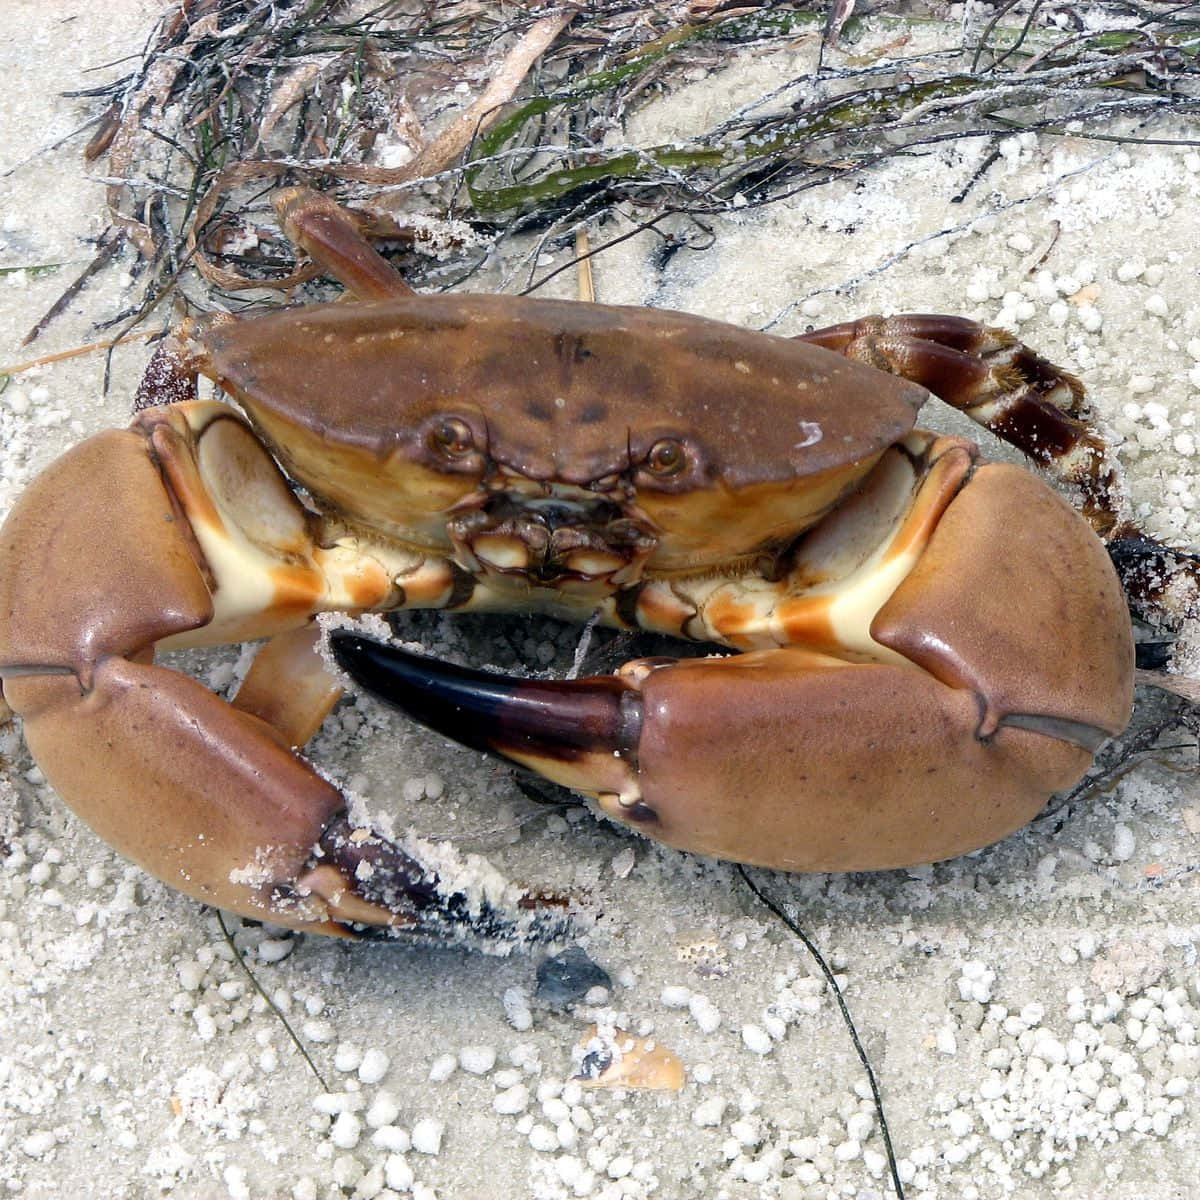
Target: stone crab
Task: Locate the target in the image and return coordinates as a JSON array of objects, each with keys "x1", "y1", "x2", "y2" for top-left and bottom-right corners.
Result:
[{"x1": 0, "y1": 188, "x2": 1137, "y2": 940}]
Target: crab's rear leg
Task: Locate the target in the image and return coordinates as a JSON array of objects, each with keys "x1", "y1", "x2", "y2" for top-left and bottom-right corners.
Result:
[
  {"x1": 272, "y1": 186, "x2": 417, "y2": 301},
  {"x1": 802, "y1": 315, "x2": 1199, "y2": 634},
  {"x1": 799, "y1": 315, "x2": 1119, "y2": 529},
  {"x1": 134, "y1": 185, "x2": 415, "y2": 413}
]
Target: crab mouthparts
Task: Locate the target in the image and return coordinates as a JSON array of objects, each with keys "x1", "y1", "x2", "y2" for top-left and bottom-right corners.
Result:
[{"x1": 448, "y1": 492, "x2": 657, "y2": 586}]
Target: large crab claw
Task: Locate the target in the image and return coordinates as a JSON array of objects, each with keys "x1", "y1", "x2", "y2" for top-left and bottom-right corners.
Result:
[
  {"x1": 0, "y1": 410, "x2": 559, "y2": 944},
  {"x1": 331, "y1": 454, "x2": 1133, "y2": 873}
]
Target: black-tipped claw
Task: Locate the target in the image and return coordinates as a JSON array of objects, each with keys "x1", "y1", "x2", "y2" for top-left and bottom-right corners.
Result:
[
  {"x1": 313, "y1": 816, "x2": 570, "y2": 944},
  {"x1": 328, "y1": 633, "x2": 642, "y2": 796}
]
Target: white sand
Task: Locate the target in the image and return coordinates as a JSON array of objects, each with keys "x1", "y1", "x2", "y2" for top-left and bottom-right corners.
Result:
[{"x1": 1, "y1": 5, "x2": 1198, "y2": 1199}]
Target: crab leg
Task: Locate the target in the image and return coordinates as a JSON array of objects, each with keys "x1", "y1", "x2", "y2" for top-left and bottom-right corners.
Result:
[
  {"x1": 272, "y1": 186, "x2": 418, "y2": 301},
  {"x1": 802, "y1": 314, "x2": 1200, "y2": 633},
  {"x1": 230, "y1": 623, "x2": 344, "y2": 749},
  {"x1": 331, "y1": 436, "x2": 1134, "y2": 873},
  {"x1": 799, "y1": 315, "x2": 1118, "y2": 527}
]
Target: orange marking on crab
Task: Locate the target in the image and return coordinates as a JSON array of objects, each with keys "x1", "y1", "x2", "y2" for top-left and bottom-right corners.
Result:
[
  {"x1": 268, "y1": 564, "x2": 327, "y2": 615},
  {"x1": 777, "y1": 594, "x2": 840, "y2": 650},
  {"x1": 698, "y1": 587, "x2": 765, "y2": 647}
]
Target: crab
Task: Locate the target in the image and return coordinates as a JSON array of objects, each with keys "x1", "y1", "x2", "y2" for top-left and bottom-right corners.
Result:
[{"x1": 0, "y1": 187, "x2": 1141, "y2": 940}]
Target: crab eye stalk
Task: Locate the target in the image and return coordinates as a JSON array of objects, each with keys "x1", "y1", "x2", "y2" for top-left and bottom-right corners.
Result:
[
  {"x1": 645, "y1": 438, "x2": 687, "y2": 477},
  {"x1": 428, "y1": 417, "x2": 474, "y2": 459}
]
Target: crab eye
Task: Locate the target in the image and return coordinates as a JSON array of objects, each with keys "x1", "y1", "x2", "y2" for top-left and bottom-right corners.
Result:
[
  {"x1": 645, "y1": 438, "x2": 687, "y2": 477},
  {"x1": 429, "y1": 417, "x2": 474, "y2": 459}
]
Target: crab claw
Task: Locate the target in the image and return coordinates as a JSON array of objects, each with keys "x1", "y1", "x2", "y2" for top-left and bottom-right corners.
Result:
[{"x1": 329, "y1": 634, "x2": 644, "y2": 805}]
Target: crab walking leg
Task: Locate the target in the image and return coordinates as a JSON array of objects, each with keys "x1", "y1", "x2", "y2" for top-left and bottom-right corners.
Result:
[
  {"x1": 799, "y1": 315, "x2": 1119, "y2": 532},
  {"x1": 803, "y1": 315, "x2": 1200, "y2": 630},
  {"x1": 331, "y1": 442, "x2": 1134, "y2": 873},
  {"x1": 231, "y1": 623, "x2": 344, "y2": 749},
  {"x1": 272, "y1": 186, "x2": 418, "y2": 301},
  {"x1": 132, "y1": 187, "x2": 416, "y2": 412}
]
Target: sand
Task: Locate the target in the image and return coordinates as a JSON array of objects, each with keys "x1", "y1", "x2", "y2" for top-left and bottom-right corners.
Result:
[{"x1": 1, "y1": 5, "x2": 1198, "y2": 1199}]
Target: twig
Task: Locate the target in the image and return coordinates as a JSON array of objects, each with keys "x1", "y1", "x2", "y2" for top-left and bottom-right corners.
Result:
[{"x1": 738, "y1": 866, "x2": 906, "y2": 1200}]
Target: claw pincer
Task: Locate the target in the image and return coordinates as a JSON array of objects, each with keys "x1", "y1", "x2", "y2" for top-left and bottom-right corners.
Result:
[{"x1": 0, "y1": 195, "x2": 1140, "y2": 934}]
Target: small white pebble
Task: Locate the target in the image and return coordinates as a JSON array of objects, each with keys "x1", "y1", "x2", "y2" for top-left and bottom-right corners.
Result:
[
  {"x1": 358, "y1": 1048, "x2": 390, "y2": 1085},
  {"x1": 313, "y1": 1092, "x2": 362, "y2": 1116},
  {"x1": 607, "y1": 1155, "x2": 633, "y2": 1180},
  {"x1": 847, "y1": 1111, "x2": 875, "y2": 1143},
  {"x1": 411, "y1": 1117, "x2": 444, "y2": 1155},
  {"x1": 366, "y1": 1091, "x2": 401, "y2": 1129},
  {"x1": 693, "y1": 1096, "x2": 728, "y2": 1127},
  {"x1": 936, "y1": 1025, "x2": 958, "y2": 1056},
  {"x1": 1145, "y1": 294, "x2": 1170, "y2": 318},
  {"x1": 334, "y1": 1044, "x2": 363, "y2": 1073},
  {"x1": 661, "y1": 986, "x2": 691, "y2": 1008},
  {"x1": 689, "y1": 994, "x2": 721, "y2": 1034},
  {"x1": 224, "y1": 1165, "x2": 250, "y2": 1200},
  {"x1": 610, "y1": 848, "x2": 636, "y2": 878},
  {"x1": 1112, "y1": 824, "x2": 1136, "y2": 861},
  {"x1": 741, "y1": 1024, "x2": 773, "y2": 1055},
  {"x1": 730, "y1": 1118, "x2": 760, "y2": 1147},
  {"x1": 329, "y1": 1112, "x2": 362, "y2": 1150},
  {"x1": 1033, "y1": 1036, "x2": 1067, "y2": 1065},
  {"x1": 502, "y1": 988, "x2": 533, "y2": 1031},
  {"x1": 429, "y1": 1054, "x2": 457, "y2": 1083},
  {"x1": 459, "y1": 1045, "x2": 497, "y2": 1075},
  {"x1": 384, "y1": 1155, "x2": 414, "y2": 1191},
  {"x1": 21, "y1": 1130, "x2": 56, "y2": 1159},
  {"x1": 372, "y1": 1125, "x2": 411, "y2": 1153},
  {"x1": 494, "y1": 1084, "x2": 531, "y2": 1115},
  {"x1": 178, "y1": 961, "x2": 205, "y2": 991},
  {"x1": 256, "y1": 937, "x2": 294, "y2": 963},
  {"x1": 529, "y1": 1124, "x2": 558, "y2": 1152},
  {"x1": 303, "y1": 1019, "x2": 335, "y2": 1044}
]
